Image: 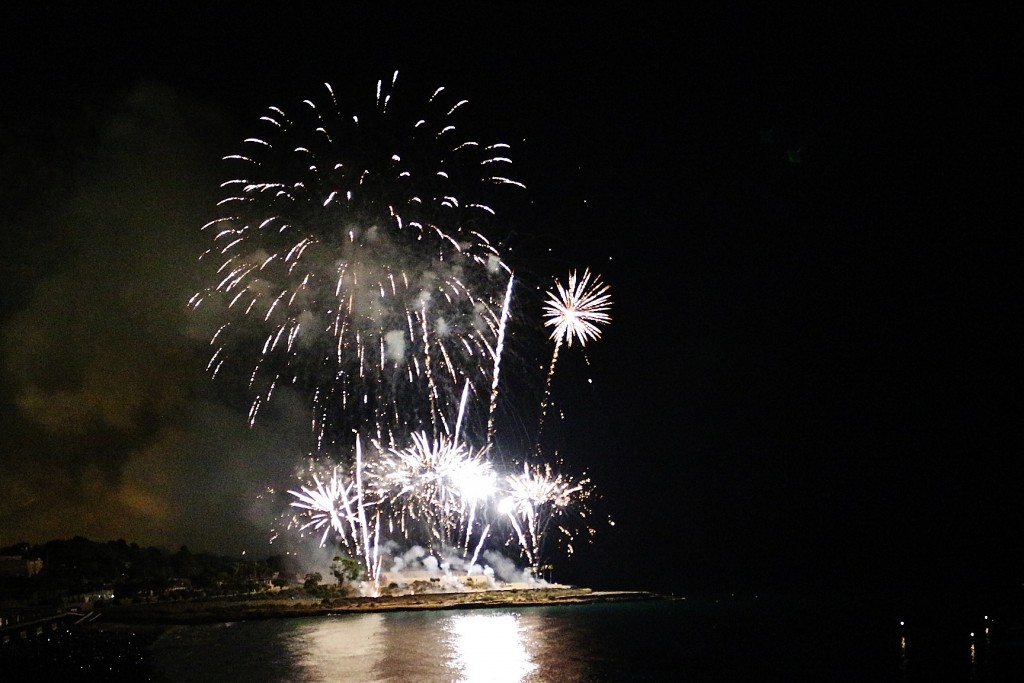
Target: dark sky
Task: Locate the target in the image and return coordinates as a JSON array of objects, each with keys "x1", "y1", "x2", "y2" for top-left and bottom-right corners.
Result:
[{"x1": 1, "y1": 5, "x2": 1018, "y2": 597}]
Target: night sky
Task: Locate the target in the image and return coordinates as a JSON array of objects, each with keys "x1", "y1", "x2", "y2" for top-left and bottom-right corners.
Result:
[{"x1": 1, "y1": 6, "x2": 1018, "y2": 597}]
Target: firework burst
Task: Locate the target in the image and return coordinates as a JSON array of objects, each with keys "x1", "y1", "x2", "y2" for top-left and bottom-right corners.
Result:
[
  {"x1": 535, "y1": 268, "x2": 612, "y2": 453},
  {"x1": 498, "y1": 462, "x2": 594, "y2": 573},
  {"x1": 197, "y1": 74, "x2": 610, "y2": 583},
  {"x1": 542, "y1": 268, "x2": 613, "y2": 349},
  {"x1": 188, "y1": 71, "x2": 523, "y2": 449},
  {"x1": 367, "y1": 431, "x2": 494, "y2": 552},
  {"x1": 283, "y1": 438, "x2": 383, "y2": 586},
  {"x1": 287, "y1": 462, "x2": 361, "y2": 549}
]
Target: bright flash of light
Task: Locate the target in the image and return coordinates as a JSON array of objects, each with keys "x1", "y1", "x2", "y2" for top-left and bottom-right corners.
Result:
[{"x1": 368, "y1": 431, "x2": 494, "y2": 552}]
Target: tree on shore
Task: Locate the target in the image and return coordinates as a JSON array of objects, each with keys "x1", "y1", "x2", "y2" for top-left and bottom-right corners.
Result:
[{"x1": 331, "y1": 555, "x2": 364, "y2": 584}]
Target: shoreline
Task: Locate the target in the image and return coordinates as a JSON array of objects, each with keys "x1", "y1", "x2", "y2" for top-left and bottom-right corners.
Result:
[
  {"x1": 91, "y1": 586, "x2": 672, "y2": 627},
  {"x1": 55, "y1": 587, "x2": 672, "y2": 680}
]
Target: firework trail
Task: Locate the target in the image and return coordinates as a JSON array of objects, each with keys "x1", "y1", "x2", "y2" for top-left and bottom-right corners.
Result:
[
  {"x1": 486, "y1": 276, "x2": 515, "y2": 448},
  {"x1": 535, "y1": 268, "x2": 612, "y2": 454},
  {"x1": 188, "y1": 71, "x2": 524, "y2": 450}
]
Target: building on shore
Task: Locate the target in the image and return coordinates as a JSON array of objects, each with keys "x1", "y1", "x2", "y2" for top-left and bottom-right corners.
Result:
[{"x1": 0, "y1": 556, "x2": 43, "y2": 578}]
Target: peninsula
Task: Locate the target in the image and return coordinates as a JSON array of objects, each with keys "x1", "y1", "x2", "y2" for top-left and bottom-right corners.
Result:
[{"x1": 94, "y1": 585, "x2": 669, "y2": 626}]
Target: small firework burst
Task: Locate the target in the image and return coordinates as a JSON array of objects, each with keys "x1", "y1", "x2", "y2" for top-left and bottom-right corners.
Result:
[
  {"x1": 498, "y1": 462, "x2": 594, "y2": 572},
  {"x1": 542, "y1": 268, "x2": 613, "y2": 348}
]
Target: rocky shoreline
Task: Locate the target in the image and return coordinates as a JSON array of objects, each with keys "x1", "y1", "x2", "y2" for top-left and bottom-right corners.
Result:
[{"x1": 93, "y1": 586, "x2": 667, "y2": 626}]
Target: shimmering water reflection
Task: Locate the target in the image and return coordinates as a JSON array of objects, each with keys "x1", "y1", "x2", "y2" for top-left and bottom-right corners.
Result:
[
  {"x1": 152, "y1": 596, "x2": 1023, "y2": 682},
  {"x1": 152, "y1": 604, "x2": 612, "y2": 683},
  {"x1": 445, "y1": 612, "x2": 537, "y2": 682},
  {"x1": 287, "y1": 612, "x2": 386, "y2": 682},
  {"x1": 278, "y1": 610, "x2": 544, "y2": 682}
]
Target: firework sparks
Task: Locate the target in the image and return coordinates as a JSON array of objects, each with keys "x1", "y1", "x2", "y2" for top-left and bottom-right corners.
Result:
[
  {"x1": 198, "y1": 74, "x2": 608, "y2": 583},
  {"x1": 542, "y1": 269, "x2": 613, "y2": 349},
  {"x1": 368, "y1": 431, "x2": 494, "y2": 552},
  {"x1": 189, "y1": 72, "x2": 522, "y2": 449},
  {"x1": 498, "y1": 462, "x2": 593, "y2": 573},
  {"x1": 536, "y1": 269, "x2": 612, "y2": 453},
  {"x1": 286, "y1": 461, "x2": 363, "y2": 552},
  {"x1": 285, "y1": 438, "x2": 384, "y2": 589}
]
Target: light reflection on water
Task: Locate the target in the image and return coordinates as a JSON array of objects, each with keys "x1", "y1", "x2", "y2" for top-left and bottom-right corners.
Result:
[
  {"x1": 151, "y1": 600, "x2": 697, "y2": 682},
  {"x1": 286, "y1": 610, "x2": 541, "y2": 682},
  {"x1": 152, "y1": 597, "x2": 1021, "y2": 682},
  {"x1": 153, "y1": 607, "x2": 579, "y2": 683},
  {"x1": 444, "y1": 612, "x2": 537, "y2": 682},
  {"x1": 286, "y1": 612, "x2": 386, "y2": 682}
]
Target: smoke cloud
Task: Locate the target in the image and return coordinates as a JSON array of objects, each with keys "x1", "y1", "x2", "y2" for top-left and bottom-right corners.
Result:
[{"x1": 0, "y1": 81, "x2": 310, "y2": 554}]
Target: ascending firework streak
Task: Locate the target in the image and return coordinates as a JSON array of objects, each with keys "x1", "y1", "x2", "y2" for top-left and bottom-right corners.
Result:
[
  {"x1": 486, "y1": 276, "x2": 515, "y2": 448},
  {"x1": 188, "y1": 71, "x2": 523, "y2": 450},
  {"x1": 535, "y1": 268, "x2": 612, "y2": 454}
]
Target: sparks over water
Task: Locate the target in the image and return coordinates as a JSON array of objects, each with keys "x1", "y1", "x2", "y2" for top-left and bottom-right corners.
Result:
[{"x1": 192, "y1": 72, "x2": 611, "y2": 587}]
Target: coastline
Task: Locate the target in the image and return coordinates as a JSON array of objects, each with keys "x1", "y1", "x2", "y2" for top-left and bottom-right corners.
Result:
[
  {"x1": 92, "y1": 586, "x2": 671, "y2": 627},
  {"x1": 0, "y1": 587, "x2": 671, "y2": 679}
]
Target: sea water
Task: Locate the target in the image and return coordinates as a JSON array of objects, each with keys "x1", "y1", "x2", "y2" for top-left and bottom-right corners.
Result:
[{"x1": 150, "y1": 595, "x2": 1024, "y2": 681}]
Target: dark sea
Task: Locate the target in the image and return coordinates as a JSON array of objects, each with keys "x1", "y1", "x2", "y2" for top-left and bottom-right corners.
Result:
[{"x1": 149, "y1": 593, "x2": 1024, "y2": 682}]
